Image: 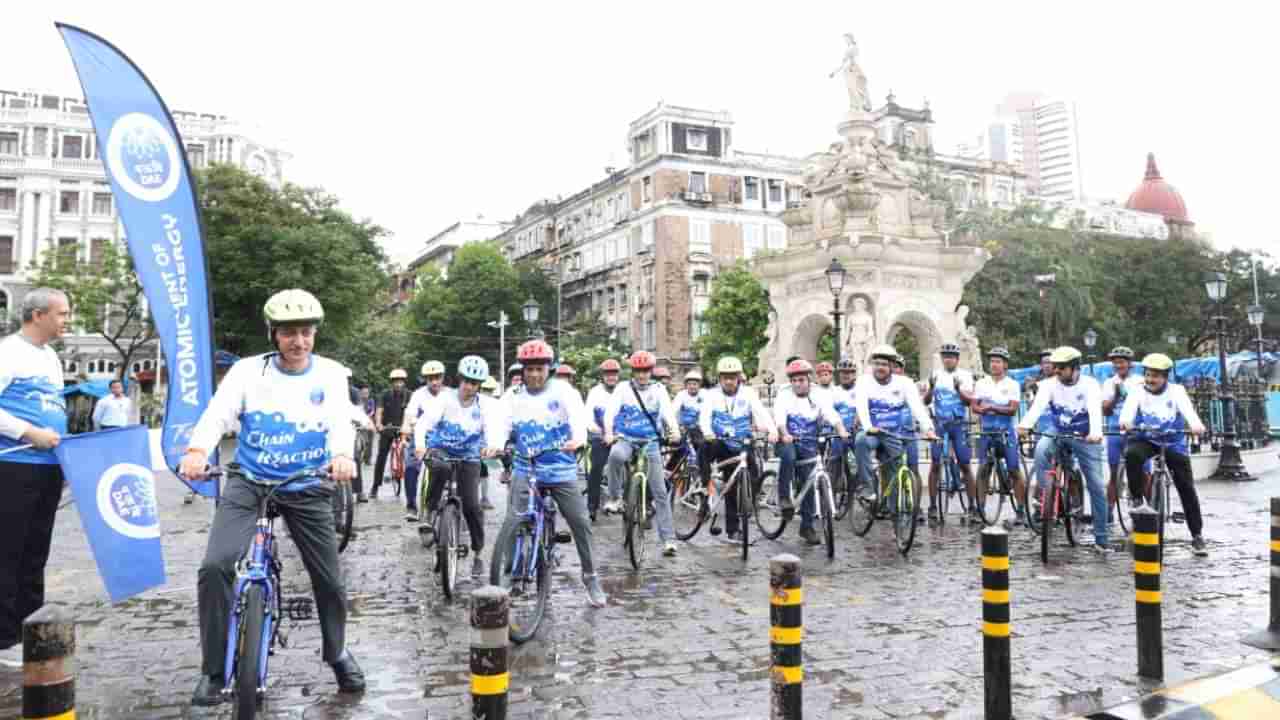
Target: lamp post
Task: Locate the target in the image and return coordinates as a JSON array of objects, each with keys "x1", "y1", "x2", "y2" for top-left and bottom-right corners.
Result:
[
  {"x1": 826, "y1": 257, "x2": 847, "y2": 367},
  {"x1": 1083, "y1": 327, "x2": 1098, "y2": 375},
  {"x1": 557, "y1": 254, "x2": 580, "y2": 353},
  {"x1": 1249, "y1": 304, "x2": 1265, "y2": 380},
  {"x1": 487, "y1": 311, "x2": 511, "y2": 386},
  {"x1": 522, "y1": 297, "x2": 542, "y2": 340},
  {"x1": 1205, "y1": 271, "x2": 1253, "y2": 481}
]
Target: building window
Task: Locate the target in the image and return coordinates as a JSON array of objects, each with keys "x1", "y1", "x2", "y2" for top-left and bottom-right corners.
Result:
[
  {"x1": 59, "y1": 191, "x2": 80, "y2": 215},
  {"x1": 644, "y1": 319, "x2": 655, "y2": 350},
  {"x1": 744, "y1": 177, "x2": 759, "y2": 201},
  {"x1": 61, "y1": 135, "x2": 84, "y2": 159},
  {"x1": 90, "y1": 238, "x2": 109, "y2": 267},
  {"x1": 744, "y1": 223, "x2": 763, "y2": 259},
  {"x1": 641, "y1": 220, "x2": 653, "y2": 247},
  {"x1": 618, "y1": 284, "x2": 628, "y2": 308},
  {"x1": 0, "y1": 132, "x2": 17, "y2": 155},
  {"x1": 608, "y1": 288, "x2": 616, "y2": 310},
  {"x1": 0, "y1": 237, "x2": 13, "y2": 275},
  {"x1": 187, "y1": 144, "x2": 206, "y2": 168},
  {"x1": 687, "y1": 128, "x2": 708, "y2": 151},
  {"x1": 0, "y1": 188, "x2": 15, "y2": 212},
  {"x1": 692, "y1": 274, "x2": 709, "y2": 297},
  {"x1": 66, "y1": 361, "x2": 77, "y2": 374},
  {"x1": 689, "y1": 171, "x2": 707, "y2": 194},
  {"x1": 31, "y1": 128, "x2": 48, "y2": 157},
  {"x1": 690, "y1": 220, "x2": 711, "y2": 255},
  {"x1": 635, "y1": 131, "x2": 653, "y2": 160},
  {"x1": 92, "y1": 193, "x2": 113, "y2": 216},
  {"x1": 692, "y1": 314, "x2": 707, "y2": 339},
  {"x1": 787, "y1": 185, "x2": 805, "y2": 206},
  {"x1": 642, "y1": 176, "x2": 652, "y2": 203},
  {"x1": 57, "y1": 237, "x2": 79, "y2": 266},
  {"x1": 768, "y1": 225, "x2": 786, "y2": 250},
  {"x1": 768, "y1": 180, "x2": 783, "y2": 204}
]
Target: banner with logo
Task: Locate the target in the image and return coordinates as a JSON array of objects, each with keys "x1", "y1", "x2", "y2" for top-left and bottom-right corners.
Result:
[
  {"x1": 58, "y1": 24, "x2": 218, "y2": 495},
  {"x1": 55, "y1": 427, "x2": 165, "y2": 603}
]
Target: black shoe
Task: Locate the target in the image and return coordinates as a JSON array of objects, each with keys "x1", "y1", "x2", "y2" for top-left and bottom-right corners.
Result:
[
  {"x1": 331, "y1": 650, "x2": 366, "y2": 693},
  {"x1": 799, "y1": 527, "x2": 821, "y2": 546},
  {"x1": 356, "y1": 494, "x2": 368, "y2": 504},
  {"x1": 191, "y1": 674, "x2": 225, "y2": 706}
]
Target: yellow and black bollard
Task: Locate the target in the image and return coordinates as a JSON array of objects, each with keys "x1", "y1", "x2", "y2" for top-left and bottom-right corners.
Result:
[
  {"x1": 981, "y1": 526, "x2": 1011, "y2": 720},
  {"x1": 1243, "y1": 497, "x2": 1280, "y2": 649},
  {"x1": 22, "y1": 604, "x2": 75, "y2": 720},
  {"x1": 770, "y1": 553, "x2": 802, "y2": 720},
  {"x1": 470, "y1": 585, "x2": 510, "y2": 720},
  {"x1": 1132, "y1": 505, "x2": 1163, "y2": 680}
]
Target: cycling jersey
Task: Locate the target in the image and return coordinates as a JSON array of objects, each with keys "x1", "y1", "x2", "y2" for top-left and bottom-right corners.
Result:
[
  {"x1": 672, "y1": 389, "x2": 704, "y2": 431},
  {"x1": 698, "y1": 385, "x2": 775, "y2": 452},
  {"x1": 834, "y1": 384, "x2": 858, "y2": 431},
  {"x1": 413, "y1": 388, "x2": 501, "y2": 461},
  {"x1": 603, "y1": 380, "x2": 679, "y2": 443},
  {"x1": 773, "y1": 391, "x2": 842, "y2": 454},
  {"x1": 973, "y1": 376, "x2": 1021, "y2": 431},
  {"x1": 491, "y1": 381, "x2": 587, "y2": 486},
  {"x1": 1018, "y1": 375, "x2": 1102, "y2": 436},
  {"x1": 1119, "y1": 382, "x2": 1203, "y2": 455},
  {"x1": 0, "y1": 333, "x2": 67, "y2": 464},
  {"x1": 1101, "y1": 372, "x2": 1144, "y2": 431},
  {"x1": 585, "y1": 383, "x2": 616, "y2": 434},
  {"x1": 854, "y1": 374, "x2": 934, "y2": 436},
  {"x1": 930, "y1": 367, "x2": 974, "y2": 424},
  {"x1": 189, "y1": 353, "x2": 355, "y2": 489},
  {"x1": 403, "y1": 385, "x2": 449, "y2": 443}
]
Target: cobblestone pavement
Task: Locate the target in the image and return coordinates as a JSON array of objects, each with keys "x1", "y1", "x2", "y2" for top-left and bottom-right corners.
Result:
[{"x1": 2, "y1": 461, "x2": 1279, "y2": 719}]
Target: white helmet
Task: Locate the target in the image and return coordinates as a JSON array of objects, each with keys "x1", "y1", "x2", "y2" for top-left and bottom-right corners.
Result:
[
  {"x1": 264, "y1": 289, "x2": 323, "y2": 343},
  {"x1": 389, "y1": 368, "x2": 408, "y2": 380},
  {"x1": 869, "y1": 344, "x2": 898, "y2": 362}
]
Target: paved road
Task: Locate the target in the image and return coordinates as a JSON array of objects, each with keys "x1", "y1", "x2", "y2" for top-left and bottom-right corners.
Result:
[{"x1": 2, "y1": 461, "x2": 1278, "y2": 719}]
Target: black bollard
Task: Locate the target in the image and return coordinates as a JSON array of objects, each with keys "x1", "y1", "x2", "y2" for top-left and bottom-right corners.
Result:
[
  {"x1": 1243, "y1": 497, "x2": 1280, "y2": 649},
  {"x1": 1132, "y1": 505, "x2": 1163, "y2": 680},
  {"x1": 981, "y1": 526, "x2": 1012, "y2": 720},
  {"x1": 22, "y1": 604, "x2": 75, "y2": 720},
  {"x1": 770, "y1": 553, "x2": 802, "y2": 720},
  {"x1": 470, "y1": 585, "x2": 510, "y2": 720}
]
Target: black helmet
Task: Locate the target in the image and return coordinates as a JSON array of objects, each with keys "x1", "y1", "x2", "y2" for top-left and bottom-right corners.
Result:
[
  {"x1": 940, "y1": 343, "x2": 961, "y2": 357},
  {"x1": 836, "y1": 358, "x2": 857, "y2": 371},
  {"x1": 1039, "y1": 348, "x2": 1054, "y2": 360},
  {"x1": 987, "y1": 346, "x2": 1011, "y2": 361},
  {"x1": 1107, "y1": 346, "x2": 1135, "y2": 360}
]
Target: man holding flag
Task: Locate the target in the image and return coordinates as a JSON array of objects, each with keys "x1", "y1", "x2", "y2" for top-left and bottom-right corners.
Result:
[
  {"x1": 0, "y1": 288, "x2": 71, "y2": 668},
  {"x1": 179, "y1": 289, "x2": 365, "y2": 703}
]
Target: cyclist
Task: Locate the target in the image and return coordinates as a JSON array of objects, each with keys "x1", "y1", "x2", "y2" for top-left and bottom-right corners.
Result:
[
  {"x1": 497, "y1": 363, "x2": 524, "y2": 485},
  {"x1": 414, "y1": 356, "x2": 500, "y2": 577},
  {"x1": 400, "y1": 361, "x2": 449, "y2": 522},
  {"x1": 482, "y1": 377, "x2": 500, "y2": 397},
  {"x1": 1101, "y1": 346, "x2": 1143, "y2": 522},
  {"x1": 603, "y1": 351, "x2": 681, "y2": 557},
  {"x1": 1017, "y1": 346, "x2": 1110, "y2": 556},
  {"x1": 371, "y1": 368, "x2": 410, "y2": 500},
  {"x1": 180, "y1": 289, "x2": 364, "y2": 704},
  {"x1": 973, "y1": 347, "x2": 1027, "y2": 520},
  {"x1": 926, "y1": 343, "x2": 977, "y2": 522},
  {"x1": 1119, "y1": 353, "x2": 1208, "y2": 556},
  {"x1": 698, "y1": 356, "x2": 777, "y2": 544},
  {"x1": 654, "y1": 365, "x2": 675, "y2": 397},
  {"x1": 774, "y1": 359, "x2": 850, "y2": 545},
  {"x1": 585, "y1": 359, "x2": 622, "y2": 521},
  {"x1": 890, "y1": 353, "x2": 923, "y2": 488},
  {"x1": 670, "y1": 368, "x2": 707, "y2": 483},
  {"x1": 853, "y1": 345, "x2": 936, "y2": 509},
  {"x1": 556, "y1": 363, "x2": 577, "y2": 388},
  {"x1": 1023, "y1": 349, "x2": 1056, "y2": 435},
  {"x1": 490, "y1": 339, "x2": 607, "y2": 607}
]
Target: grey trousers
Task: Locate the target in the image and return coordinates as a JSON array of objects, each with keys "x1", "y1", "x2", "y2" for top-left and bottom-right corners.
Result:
[
  {"x1": 500, "y1": 477, "x2": 596, "y2": 576},
  {"x1": 197, "y1": 475, "x2": 347, "y2": 676}
]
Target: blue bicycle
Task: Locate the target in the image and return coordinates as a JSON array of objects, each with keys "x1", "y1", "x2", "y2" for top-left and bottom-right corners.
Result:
[{"x1": 932, "y1": 422, "x2": 969, "y2": 524}]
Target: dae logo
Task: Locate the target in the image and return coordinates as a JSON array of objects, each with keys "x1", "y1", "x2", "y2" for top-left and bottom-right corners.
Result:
[
  {"x1": 106, "y1": 112, "x2": 180, "y2": 203},
  {"x1": 97, "y1": 463, "x2": 160, "y2": 540}
]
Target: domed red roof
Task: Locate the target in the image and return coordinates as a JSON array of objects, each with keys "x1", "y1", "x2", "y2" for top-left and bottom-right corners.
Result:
[{"x1": 1125, "y1": 153, "x2": 1188, "y2": 222}]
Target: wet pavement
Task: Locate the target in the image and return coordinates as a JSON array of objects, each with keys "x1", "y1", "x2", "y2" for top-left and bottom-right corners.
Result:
[{"x1": 2, "y1": 460, "x2": 1279, "y2": 719}]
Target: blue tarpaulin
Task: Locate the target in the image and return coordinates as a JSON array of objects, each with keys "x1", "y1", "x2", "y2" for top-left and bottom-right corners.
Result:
[
  {"x1": 1009, "y1": 351, "x2": 1278, "y2": 387},
  {"x1": 61, "y1": 379, "x2": 113, "y2": 399}
]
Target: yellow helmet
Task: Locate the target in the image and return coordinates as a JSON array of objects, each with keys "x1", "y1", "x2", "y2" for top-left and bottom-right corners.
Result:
[
  {"x1": 481, "y1": 377, "x2": 499, "y2": 392},
  {"x1": 421, "y1": 360, "x2": 445, "y2": 377},
  {"x1": 1049, "y1": 346, "x2": 1082, "y2": 365},
  {"x1": 263, "y1": 289, "x2": 323, "y2": 328},
  {"x1": 389, "y1": 368, "x2": 408, "y2": 380},
  {"x1": 717, "y1": 357, "x2": 743, "y2": 375},
  {"x1": 1142, "y1": 353, "x2": 1174, "y2": 372}
]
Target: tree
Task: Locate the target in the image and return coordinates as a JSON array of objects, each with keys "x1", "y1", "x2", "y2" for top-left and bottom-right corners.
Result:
[
  {"x1": 28, "y1": 240, "x2": 155, "y2": 381},
  {"x1": 694, "y1": 262, "x2": 771, "y2": 377},
  {"x1": 324, "y1": 314, "x2": 418, "y2": 394}
]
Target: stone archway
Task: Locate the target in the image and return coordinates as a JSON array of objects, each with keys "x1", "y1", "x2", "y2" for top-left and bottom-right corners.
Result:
[
  {"x1": 883, "y1": 308, "x2": 942, "y2": 379},
  {"x1": 791, "y1": 313, "x2": 833, "y2": 363}
]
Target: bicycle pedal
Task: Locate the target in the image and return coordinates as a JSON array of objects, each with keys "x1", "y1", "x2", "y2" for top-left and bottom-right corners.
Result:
[
  {"x1": 286, "y1": 597, "x2": 313, "y2": 621},
  {"x1": 554, "y1": 530, "x2": 573, "y2": 544},
  {"x1": 1171, "y1": 512, "x2": 1185, "y2": 523}
]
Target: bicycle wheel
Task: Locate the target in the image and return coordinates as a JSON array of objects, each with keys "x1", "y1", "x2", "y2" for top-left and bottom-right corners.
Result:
[
  {"x1": 417, "y1": 467, "x2": 431, "y2": 523},
  {"x1": 893, "y1": 466, "x2": 919, "y2": 555},
  {"x1": 1114, "y1": 464, "x2": 1131, "y2": 535},
  {"x1": 1024, "y1": 472, "x2": 1043, "y2": 537},
  {"x1": 975, "y1": 462, "x2": 1005, "y2": 526},
  {"x1": 1064, "y1": 470, "x2": 1083, "y2": 548},
  {"x1": 1040, "y1": 477, "x2": 1056, "y2": 563},
  {"x1": 739, "y1": 465, "x2": 752, "y2": 562},
  {"x1": 1153, "y1": 470, "x2": 1168, "y2": 565},
  {"x1": 819, "y1": 473, "x2": 835, "y2": 560},
  {"x1": 438, "y1": 503, "x2": 461, "y2": 600},
  {"x1": 627, "y1": 470, "x2": 648, "y2": 570},
  {"x1": 753, "y1": 468, "x2": 786, "y2": 540},
  {"x1": 831, "y1": 451, "x2": 851, "y2": 521},
  {"x1": 848, "y1": 464, "x2": 876, "y2": 537},
  {"x1": 670, "y1": 471, "x2": 708, "y2": 541},
  {"x1": 232, "y1": 583, "x2": 266, "y2": 720},
  {"x1": 490, "y1": 522, "x2": 548, "y2": 644},
  {"x1": 333, "y1": 483, "x2": 354, "y2": 554}
]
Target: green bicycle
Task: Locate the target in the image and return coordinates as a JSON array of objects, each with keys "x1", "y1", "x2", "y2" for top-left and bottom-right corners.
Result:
[{"x1": 849, "y1": 430, "x2": 920, "y2": 555}]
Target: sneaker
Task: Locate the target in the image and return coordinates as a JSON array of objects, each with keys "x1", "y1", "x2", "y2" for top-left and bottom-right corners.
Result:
[
  {"x1": 472, "y1": 555, "x2": 485, "y2": 577},
  {"x1": 183, "y1": 492, "x2": 195, "y2": 505},
  {"x1": 1090, "y1": 544, "x2": 1111, "y2": 559},
  {"x1": 603, "y1": 499, "x2": 622, "y2": 515},
  {"x1": 0, "y1": 644, "x2": 21, "y2": 669},
  {"x1": 799, "y1": 527, "x2": 821, "y2": 546},
  {"x1": 723, "y1": 530, "x2": 740, "y2": 545},
  {"x1": 663, "y1": 542, "x2": 677, "y2": 557},
  {"x1": 330, "y1": 650, "x2": 366, "y2": 693},
  {"x1": 356, "y1": 493, "x2": 368, "y2": 504},
  {"x1": 583, "y1": 574, "x2": 608, "y2": 608},
  {"x1": 1192, "y1": 535, "x2": 1209, "y2": 557},
  {"x1": 190, "y1": 674, "x2": 225, "y2": 706},
  {"x1": 928, "y1": 506, "x2": 940, "y2": 522},
  {"x1": 405, "y1": 510, "x2": 419, "y2": 522}
]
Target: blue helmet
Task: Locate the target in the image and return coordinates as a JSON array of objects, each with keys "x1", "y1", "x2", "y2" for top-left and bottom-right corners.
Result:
[{"x1": 458, "y1": 355, "x2": 489, "y2": 383}]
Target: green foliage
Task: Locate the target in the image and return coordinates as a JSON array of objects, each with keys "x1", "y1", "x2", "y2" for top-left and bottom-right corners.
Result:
[
  {"x1": 888, "y1": 324, "x2": 922, "y2": 378},
  {"x1": 324, "y1": 314, "x2": 418, "y2": 393},
  {"x1": 693, "y1": 262, "x2": 772, "y2": 377}
]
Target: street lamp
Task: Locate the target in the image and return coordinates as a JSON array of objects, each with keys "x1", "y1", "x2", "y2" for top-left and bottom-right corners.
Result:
[
  {"x1": 1083, "y1": 327, "x2": 1097, "y2": 375},
  {"x1": 522, "y1": 297, "x2": 543, "y2": 339},
  {"x1": 488, "y1": 311, "x2": 511, "y2": 386},
  {"x1": 826, "y1": 257, "x2": 847, "y2": 367},
  {"x1": 1204, "y1": 272, "x2": 1253, "y2": 481},
  {"x1": 1248, "y1": 304, "x2": 1265, "y2": 379}
]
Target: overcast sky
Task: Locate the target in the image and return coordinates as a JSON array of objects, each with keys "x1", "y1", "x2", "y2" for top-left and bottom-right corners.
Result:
[{"x1": 8, "y1": 2, "x2": 1276, "y2": 266}]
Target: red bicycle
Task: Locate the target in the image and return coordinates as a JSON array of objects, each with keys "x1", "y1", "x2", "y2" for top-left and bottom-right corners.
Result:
[{"x1": 387, "y1": 434, "x2": 406, "y2": 497}]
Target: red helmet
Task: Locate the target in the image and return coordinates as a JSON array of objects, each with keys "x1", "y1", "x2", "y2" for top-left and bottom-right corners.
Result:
[
  {"x1": 517, "y1": 339, "x2": 554, "y2": 362},
  {"x1": 556, "y1": 364, "x2": 576, "y2": 377},
  {"x1": 653, "y1": 366, "x2": 671, "y2": 379},
  {"x1": 599, "y1": 358, "x2": 621, "y2": 373},
  {"x1": 786, "y1": 358, "x2": 814, "y2": 376},
  {"x1": 815, "y1": 361, "x2": 834, "y2": 373},
  {"x1": 630, "y1": 351, "x2": 656, "y2": 370}
]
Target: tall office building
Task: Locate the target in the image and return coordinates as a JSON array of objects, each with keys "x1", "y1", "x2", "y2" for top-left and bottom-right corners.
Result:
[{"x1": 959, "y1": 92, "x2": 1084, "y2": 203}]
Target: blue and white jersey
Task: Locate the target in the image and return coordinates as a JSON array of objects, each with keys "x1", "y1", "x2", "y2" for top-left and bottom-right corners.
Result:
[
  {"x1": 603, "y1": 381, "x2": 679, "y2": 444},
  {"x1": 773, "y1": 390, "x2": 842, "y2": 454},
  {"x1": 189, "y1": 353, "x2": 355, "y2": 489},
  {"x1": 698, "y1": 385, "x2": 774, "y2": 452},
  {"x1": 855, "y1": 374, "x2": 934, "y2": 436},
  {"x1": 1102, "y1": 373, "x2": 1144, "y2": 431},
  {"x1": 672, "y1": 389, "x2": 704, "y2": 431},
  {"x1": 402, "y1": 385, "x2": 448, "y2": 449},
  {"x1": 1018, "y1": 375, "x2": 1102, "y2": 437},
  {"x1": 413, "y1": 388, "x2": 501, "y2": 461},
  {"x1": 1120, "y1": 382, "x2": 1204, "y2": 455},
  {"x1": 930, "y1": 368, "x2": 974, "y2": 424},
  {"x1": 491, "y1": 381, "x2": 588, "y2": 486},
  {"x1": 973, "y1": 376, "x2": 1021, "y2": 431},
  {"x1": 584, "y1": 383, "x2": 617, "y2": 436},
  {"x1": 831, "y1": 384, "x2": 857, "y2": 432},
  {"x1": 0, "y1": 333, "x2": 67, "y2": 464}
]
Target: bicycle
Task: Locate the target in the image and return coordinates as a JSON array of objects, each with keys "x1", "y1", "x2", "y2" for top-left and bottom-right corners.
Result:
[
  {"x1": 1123, "y1": 426, "x2": 1192, "y2": 564},
  {"x1": 974, "y1": 430, "x2": 1025, "y2": 527},
  {"x1": 387, "y1": 433, "x2": 405, "y2": 498},
  {"x1": 423, "y1": 453, "x2": 474, "y2": 601},
  {"x1": 331, "y1": 480, "x2": 354, "y2": 554},
  {"x1": 827, "y1": 434, "x2": 856, "y2": 522},
  {"x1": 848, "y1": 430, "x2": 920, "y2": 556},
  {"x1": 489, "y1": 449, "x2": 572, "y2": 644},
  {"x1": 1025, "y1": 431, "x2": 1087, "y2": 563},
  {"x1": 671, "y1": 434, "x2": 769, "y2": 561},
  {"x1": 756, "y1": 434, "x2": 843, "y2": 559},
  {"x1": 931, "y1": 422, "x2": 969, "y2": 524},
  {"x1": 622, "y1": 439, "x2": 662, "y2": 570}
]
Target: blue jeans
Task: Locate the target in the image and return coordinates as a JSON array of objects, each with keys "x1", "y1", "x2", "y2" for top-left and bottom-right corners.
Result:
[
  {"x1": 777, "y1": 442, "x2": 818, "y2": 531},
  {"x1": 606, "y1": 439, "x2": 674, "y2": 542},
  {"x1": 1031, "y1": 436, "x2": 1107, "y2": 546},
  {"x1": 854, "y1": 431, "x2": 907, "y2": 496},
  {"x1": 404, "y1": 443, "x2": 421, "y2": 511}
]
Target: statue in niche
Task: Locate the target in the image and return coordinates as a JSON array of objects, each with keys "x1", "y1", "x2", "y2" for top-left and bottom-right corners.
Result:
[
  {"x1": 829, "y1": 33, "x2": 871, "y2": 114},
  {"x1": 844, "y1": 296, "x2": 875, "y2": 366},
  {"x1": 956, "y1": 304, "x2": 982, "y2": 371}
]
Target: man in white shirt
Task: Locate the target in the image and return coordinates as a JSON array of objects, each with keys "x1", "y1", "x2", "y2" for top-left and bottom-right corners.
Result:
[
  {"x1": 584, "y1": 359, "x2": 622, "y2": 521},
  {"x1": 774, "y1": 359, "x2": 849, "y2": 545},
  {"x1": 400, "y1": 361, "x2": 449, "y2": 521},
  {"x1": 972, "y1": 347, "x2": 1026, "y2": 520},
  {"x1": 853, "y1": 345, "x2": 936, "y2": 509},
  {"x1": 925, "y1": 343, "x2": 977, "y2": 522},
  {"x1": 92, "y1": 379, "x2": 133, "y2": 430},
  {"x1": 1101, "y1": 346, "x2": 1143, "y2": 521},
  {"x1": 698, "y1": 356, "x2": 777, "y2": 543}
]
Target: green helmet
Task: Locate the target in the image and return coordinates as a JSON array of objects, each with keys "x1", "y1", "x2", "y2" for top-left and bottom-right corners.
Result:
[{"x1": 264, "y1": 289, "x2": 323, "y2": 328}]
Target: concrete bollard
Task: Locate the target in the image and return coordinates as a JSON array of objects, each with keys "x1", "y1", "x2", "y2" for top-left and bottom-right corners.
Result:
[
  {"x1": 470, "y1": 586, "x2": 510, "y2": 720},
  {"x1": 1132, "y1": 505, "x2": 1163, "y2": 680},
  {"x1": 769, "y1": 553, "x2": 802, "y2": 720},
  {"x1": 1243, "y1": 497, "x2": 1280, "y2": 649},
  {"x1": 981, "y1": 526, "x2": 1011, "y2": 720},
  {"x1": 22, "y1": 604, "x2": 75, "y2": 720}
]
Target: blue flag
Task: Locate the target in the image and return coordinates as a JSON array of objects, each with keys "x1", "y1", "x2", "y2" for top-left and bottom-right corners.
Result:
[
  {"x1": 55, "y1": 427, "x2": 166, "y2": 603},
  {"x1": 58, "y1": 23, "x2": 218, "y2": 496}
]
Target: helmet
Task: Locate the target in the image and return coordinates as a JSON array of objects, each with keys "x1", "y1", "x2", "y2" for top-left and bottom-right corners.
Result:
[
  {"x1": 684, "y1": 369, "x2": 703, "y2": 382},
  {"x1": 517, "y1": 340, "x2": 554, "y2": 363},
  {"x1": 786, "y1": 358, "x2": 814, "y2": 376},
  {"x1": 481, "y1": 376, "x2": 498, "y2": 391},
  {"x1": 653, "y1": 366, "x2": 671, "y2": 379},
  {"x1": 940, "y1": 343, "x2": 960, "y2": 357},
  {"x1": 717, "y1": 357, "x2": 743, "y2": 375},
  {"x1": 389, "y1": 368, "x2": 408, "y2": 380},
  {"x1": 508, "y1": 362, "x2": 524, "y2": 376},
  {"x1": 421, "y1": 360, "x2": 445, "y2": 377},
  {"x1": 1142, "y1": 353, "x2": 1174, "y2": 372},
  {"x1": 457, "y1": 355, "x2": 488, "y2": 383},
  {"x1": 629, "y1": 351, "x2": 656, "y2": 370},
  {"x1": 891, "y1": 353, "x2": 905, "y2": 368},
  {"x1": 263, "y1": 289, "x2": 323, "y2": 337},
  {"x1": 836, "y1": 359, "x2": 857, "y2": 372},
  {"x1": 1108, "y1": 346, "x2": 1135, "y2": 360},
  {"x1": 1039, "y1": 348, "x2": 1054, "y2": 360},
  {"x1": 1049, "y1": 346, "x2": 1082, "y2": 366},
  {"x1": 815, "y1": 361, "x2": 834, "y2": 373},
  {"x1": 599, "y1": 358, "x2": 621, "y2": 373},
  {"x1": 556, "y1": 364, "x2": 576, "y2": 377},
  {"x1": 987, "y1": 347, "x2": 1011, "y2": 361},
  {"x1": 869, "y1": 344, "x2": 898, "y2": 362}
]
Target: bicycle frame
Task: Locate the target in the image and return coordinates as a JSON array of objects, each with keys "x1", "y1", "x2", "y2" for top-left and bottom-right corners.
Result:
[
  {"x1": 506, "y1": 452, "x2": 559, "y2": 586},
  {"x1": 706, "y1": 447, "x2": 751, "y2": 518},
  {"x1": 790, "y1": 436, "x2": 841, "y2": 518}
]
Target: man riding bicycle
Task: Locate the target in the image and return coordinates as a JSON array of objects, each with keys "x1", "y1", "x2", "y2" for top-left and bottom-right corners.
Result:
[
  {"x1": 1102, "y1": 346, "x2": 1144, "y2": 523},
  {"x1": 926, "y1": 343, "x2": 977, "y2": 522},
  {"x1": 490, "y1": 340, "x2": 607, "y2": 607},
  {"x1": 1017, "y1": 346, "x2": 1110, "y2": 556},
  {"x1": 584, "y1": 359, "x2": 622, "y2": 521},
  {"x1": 854, "y1": 345, "x2": 935, "y2": 507},
  {"x1": 1119, "y1": 353, "x2": 1209, "y2": 556},
  {"x1": 973, "y1": 347, "x2": 1027, "y2": 520},
  {"x1": 697, "y1": 356, "x2": 777, "y2": 544},
  {"x1": 670, "y1": 368, "x2": 707, "y2": 480},
  {"x1": 371, "y1": 368, "x2": 409, "y2": 499},
  {"x1": 401, "y1": 361, "x2": 449, "y2": 522},
  {"x1": 180, "y1": 289, "x2": 364, "y2": 705},
  {"x1": 775, "y1": 359, "x2": 850, "y2": 545},
  {"x1": 602, "y1": 351, "x2": 681, "y2": 557}
]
